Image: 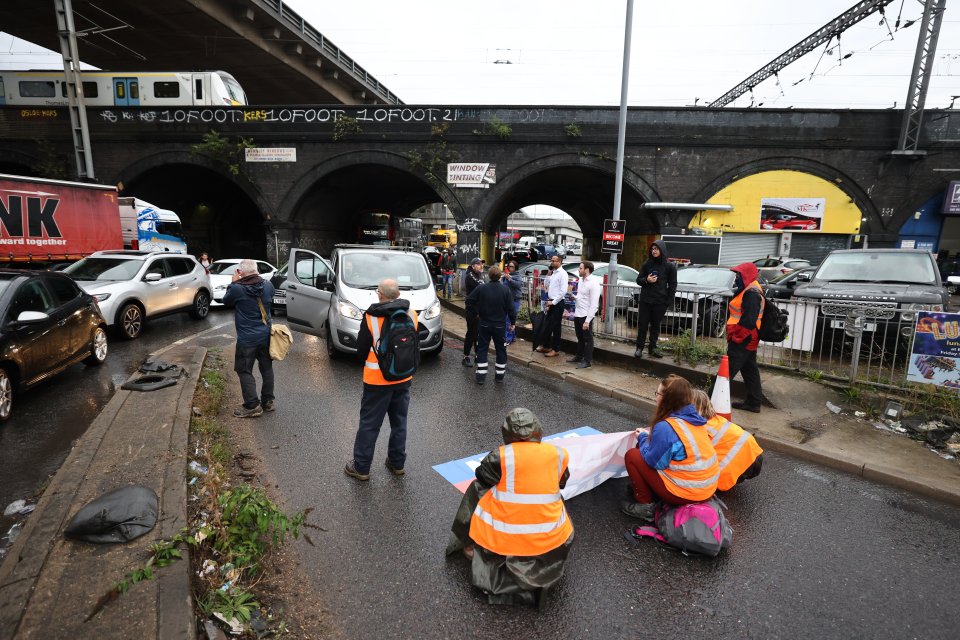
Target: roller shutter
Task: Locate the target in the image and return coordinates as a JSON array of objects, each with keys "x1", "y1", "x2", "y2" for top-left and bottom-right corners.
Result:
[
  {"x1": 718, "y1": 233, "x2": 779, "y2": 266},
  {"x1": 789, "y1": 234, "x2": 850, "y2": 265}
]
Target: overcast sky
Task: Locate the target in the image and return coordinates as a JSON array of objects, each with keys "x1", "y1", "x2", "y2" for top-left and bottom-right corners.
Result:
[{"x1": 1, "y1": 1, "x2": 956, "y2": 109}]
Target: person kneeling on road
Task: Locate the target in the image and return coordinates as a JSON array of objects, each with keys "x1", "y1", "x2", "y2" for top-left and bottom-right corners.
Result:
[
  {"x1": 692, "y1": 390, "x2": 763, "y2": 490},
  {"x1": 445, "y1": 408, "x2": 574, "y2": 608},
  {"x1": 466, "y1": 265, "x2": 516, "y2": 385},
  {"x1": 622, "y1": 374, "x2": 719, "y2": 522},
  {"x1": 223, "y1": 259, "x2": 275, "y2": 418}
]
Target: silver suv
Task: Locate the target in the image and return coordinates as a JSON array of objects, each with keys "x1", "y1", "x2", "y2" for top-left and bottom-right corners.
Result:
[
  {"x1": 284, "y1": 245, "x2": 443, "y2": 359},
  {"x1": 64, "y1": 250, "x2": 212, "y2": 339}
]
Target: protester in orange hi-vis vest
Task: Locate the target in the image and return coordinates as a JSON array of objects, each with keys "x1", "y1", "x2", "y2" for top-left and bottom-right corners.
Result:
[
  {"x1": 622, "y1": 375, "x2": 719, "y2": 523},
  {"x1": 692, "y1": 390, "x2": 764, "y2": 491},
  {"x1": 727, "y1": 262, "x2": 766, "y2": 413},
  {"x1": 344, "y1": 279, "x2": 419, "y2": 482},
  {"x1": 445, "y1": 408, "x2": 574, "y2": 608}
]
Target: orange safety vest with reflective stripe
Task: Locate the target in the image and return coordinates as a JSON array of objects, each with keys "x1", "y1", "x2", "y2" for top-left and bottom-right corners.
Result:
[
  {"x1": 727, "y1": 280, "x2": 765, "y2": 328},
  {"x1": 704, "y1": 415, "x2": 764, "y2": 491},
  {"x1": 362, "y1": 310, "x2": 419, "y2": 386},
  {"x1": 656, "y1": 417, "x2": 720, "y2": 501},
  {"x1": 469, "y1": 442, "x2": 574, "y2": 557}
]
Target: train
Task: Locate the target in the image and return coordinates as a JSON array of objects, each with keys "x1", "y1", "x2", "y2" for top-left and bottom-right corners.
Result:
[{"x1": 0, "y1": 70, "x2": 248, "y2": 107}]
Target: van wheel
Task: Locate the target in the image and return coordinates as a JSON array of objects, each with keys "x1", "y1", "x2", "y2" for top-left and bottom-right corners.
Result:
[
  {"x1": 189, "y1": 290, "x2": 210, "y2": 319},
  {"x1": 0, "y1": 368, "x2": 12, "y2": 422},
  {"x1": 326, "y1": 330, "x2": 342, "y2": 360},
  {"x1": 83, "y1": 327, "x2": 108, "y2": 366},
  {"x1": 118, "y1": 303, "x2": 144, "y2": 340}
]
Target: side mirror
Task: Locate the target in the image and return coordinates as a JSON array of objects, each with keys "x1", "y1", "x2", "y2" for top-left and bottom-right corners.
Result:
[
  {"x1": 144, "y1": 272, "x2": 162, "y2": 282},
  {"x1": 797, "y1": 272, "x2": 812, "y2": 282},
  {"x1": 16, "y1": 310, "x2": 49, "y2": 324}
]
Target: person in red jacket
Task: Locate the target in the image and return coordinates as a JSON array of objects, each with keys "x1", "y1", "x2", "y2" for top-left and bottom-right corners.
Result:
[{"x1": 726, "y1": 262, "x2": 765, "y2": 413}]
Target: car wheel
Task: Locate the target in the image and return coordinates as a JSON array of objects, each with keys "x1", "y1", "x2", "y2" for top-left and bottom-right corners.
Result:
[
  {"x1": 326, "y1": 328, "x2": 342, "y2": 360},
  {"x1": 118, "y1": 303, "x2": 144, "y2": 340},
  {"x1": 189, "y1": 290, "x2": 210, "y2": 320},
  {"x1": 709, "y1": 308, "x2": 726, "y2": 338},
  {"x1": 0, "y1": 368, "x2": 11, "y2": 421},
  {"x1": 83, "y1": 327, "x2": 108, "y2": 366}
]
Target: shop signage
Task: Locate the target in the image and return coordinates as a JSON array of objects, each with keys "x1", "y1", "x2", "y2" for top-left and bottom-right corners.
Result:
[
  {"x1": 943, "y1": 181, "x2": 960, "y2": 216},
  {"x1": 245, "y1": 148, "x2": 296, "y2": 162},
  {"x1": 602, "y1": 219, "x2": 626, "y2": 253},
  {"x1": 906, "y1": 311, "x2": 960, "y2": 391},
  {"x1": 446, "y1": 163, "x2": 496, "y2": 188}
]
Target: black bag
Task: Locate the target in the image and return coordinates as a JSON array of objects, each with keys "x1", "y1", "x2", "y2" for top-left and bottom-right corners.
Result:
[
  {"x1": 758, "y1": 295, "x2": 789, "y2": 343},
  {"x1": 64, "y1": 485, "x2": 158, "y2": 544},
  {"x1": 375, "y1": 308, "x2": 420, "y2": 381}
]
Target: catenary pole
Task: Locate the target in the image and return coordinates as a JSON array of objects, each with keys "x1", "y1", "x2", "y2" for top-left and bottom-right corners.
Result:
[{"x1": 605, "y1": 0, "x2": 633, "y2": 333}]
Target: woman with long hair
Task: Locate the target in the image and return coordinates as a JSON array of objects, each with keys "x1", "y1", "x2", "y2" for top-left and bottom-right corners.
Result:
[{"x1": 622, "y1": 375, "x2": 719, "y2": 522}]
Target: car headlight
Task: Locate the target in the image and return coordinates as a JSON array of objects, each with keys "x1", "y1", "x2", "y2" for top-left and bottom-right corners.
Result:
[
  {"x1": 93, "y1": 293, "x2": 111, "y2": 302},
  {"x1": 338, "y1": 300, "x2": 364, "y2": 320},
  {"x1": 422, "y1": 300, "x2": 442, "y2": 320}
]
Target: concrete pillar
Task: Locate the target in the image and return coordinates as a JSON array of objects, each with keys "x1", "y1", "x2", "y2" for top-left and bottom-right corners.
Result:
[
  {"x1": 622, "y1": 234, "x2": 655, "y2": 268},
  {"x1": 480, "y1": 230, "x2": 495, "y2": 265}
]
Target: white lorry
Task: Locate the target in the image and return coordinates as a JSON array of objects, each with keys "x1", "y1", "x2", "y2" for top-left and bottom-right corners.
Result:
[{"x1": 118, "y1": 197, "x2": 188, "y2": 253}]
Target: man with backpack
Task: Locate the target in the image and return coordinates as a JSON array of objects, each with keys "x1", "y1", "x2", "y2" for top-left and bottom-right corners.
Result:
[
  {"x1": 222, "y1": 259, "x2": 275, "y2": 418},
  {"x1": 345, "y1": 279, "x2": 418, "y2": 481},
  {"x1": 466, "y1": 265, "x2": 516, "y2": 385},
  {"x1": 726, "y1": 262, "x2": 766, "y2": 413}
]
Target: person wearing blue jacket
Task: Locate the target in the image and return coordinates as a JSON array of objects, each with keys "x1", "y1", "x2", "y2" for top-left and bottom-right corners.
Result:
[
  {"x1": 502, "y1": 261, "x2": 524, "y2": 345},
  {"x1": 223, "y1": 259, "x2": 276, "y2": 418},
  {"x1": 621, "y1": 374, "x2": 719, "y2": 522}
]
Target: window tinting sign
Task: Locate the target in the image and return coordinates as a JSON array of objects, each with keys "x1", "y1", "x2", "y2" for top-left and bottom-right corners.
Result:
[{"x1": 602, "y1": 219, "x2": 626, "y2": 254}]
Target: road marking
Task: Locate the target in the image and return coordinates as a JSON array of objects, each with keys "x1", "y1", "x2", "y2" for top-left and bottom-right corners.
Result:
[{"x1": 150, "y1": 321, "x2": 233, "y2": 358}]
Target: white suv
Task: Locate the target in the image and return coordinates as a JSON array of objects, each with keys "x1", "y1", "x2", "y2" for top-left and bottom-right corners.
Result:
[{"x1": 64, "y1": 251, "x2": 212, "y2": 339}]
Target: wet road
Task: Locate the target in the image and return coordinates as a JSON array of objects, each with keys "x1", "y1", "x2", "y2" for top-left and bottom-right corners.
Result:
[
  {"x1": 244, "y1": 334, "x2": 960, "y2": 640},
  {"x1": 0, "y1": 308, "x2": 235, "y2": 526}
]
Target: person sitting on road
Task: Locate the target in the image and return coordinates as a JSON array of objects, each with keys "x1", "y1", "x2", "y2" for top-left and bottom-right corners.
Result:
[
  {"x1": 621, "y1": 374, "x2": 719, "y2": 522},
  {"x1": 691, "y1": 390, "x2": 764, "y2": 491},
  {"x1": 445, "y1": 408, "x2": 574, "y2": 608}
]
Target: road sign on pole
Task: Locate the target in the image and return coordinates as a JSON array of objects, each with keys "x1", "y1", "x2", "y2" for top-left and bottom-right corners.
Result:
[{"x1": 602, "y1": 219, "x2": 626, "y2": 254}]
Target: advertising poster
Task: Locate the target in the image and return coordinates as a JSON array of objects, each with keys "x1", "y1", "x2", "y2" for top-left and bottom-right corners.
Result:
[
  {"x1": 906, "y1": 311, "x2": 960, "y2": 391},
  {"x1": 759, "y1": 197, "x2": 825, "y2": 232},
  {"x1": 446, "y1": 163, "x2": 496, "y2": 188}
]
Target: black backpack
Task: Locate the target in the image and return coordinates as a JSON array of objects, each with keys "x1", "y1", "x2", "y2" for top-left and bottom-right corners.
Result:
[
  {"x1": 375, "y1": 308, "x2": 420, "y2": 381},
  {"x1": 758, "y1": 294, "x2": 789, "y2": 343}
]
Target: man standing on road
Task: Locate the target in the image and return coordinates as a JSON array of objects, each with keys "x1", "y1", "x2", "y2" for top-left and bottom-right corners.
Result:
[
  {"x1": 634, "y1": 240, "x2": 677, "y2": 359},
  {"x1": 462, "y1": 257, "x2": 485, "y2": 366},
  {"x1": 726, "y1": 262, "x2": 766, "y2": 413},
  {"x1": 568, "y1": 261, "x2": 601, "y2": 369},
  {"x1": 440, "y1": 250, "x2": 456, "y2": 299},
  {"x1": 502, "y1": 261, "x2": 524, "y2": 345},
  {"x1": 467, "y1": 265, "x2": 516, "y2": 385},
  {"x1": 345, "y1": 279, "x2": 417, "y2": 481},
  {"x1": 540, "y1": 255, "x2": 568, "y2": 358},
  {"x1": 223, "y1": 259, "x2": 275, "y2": 418}
]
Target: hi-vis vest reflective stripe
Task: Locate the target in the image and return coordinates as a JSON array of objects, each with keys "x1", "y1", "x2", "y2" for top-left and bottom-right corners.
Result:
[
  {"x1": 363, "y1": 310, "x2": 419, "y2": 386},
  {"x1": 656, "y1": 417, "x2": 720, "y2": 501},
  {"x1": 469, "y1": 442, "x2": 574, "y2": 557},
  {"x1": 705, "y1": 415, "x2": 764, "y2": 491},
  {"x1": 727, "y1": 280, "x2": 765, "y2": 329}
]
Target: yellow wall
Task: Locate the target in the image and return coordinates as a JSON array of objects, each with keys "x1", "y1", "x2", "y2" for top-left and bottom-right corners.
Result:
[{"x1": 690, "y1": 170, "x2": 862, "y2": 234}]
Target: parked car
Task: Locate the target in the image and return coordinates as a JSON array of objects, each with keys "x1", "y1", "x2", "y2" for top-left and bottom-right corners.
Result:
[
  {"x1": 763, "y1": 267, "x2": 816, "y2": 300},
  {"x1": 208, "y1": 258, "x2": 277, "y2": 305},
  {"x1": 0, "y1": 270, "x2": 108, "y2": 421},
  {"x1": 566, "y1": 242, "x2": 582, "y2": 256},
  {"x1": 64, "y1": 251, "x2": 211, "y2": 339},
  {"x1": 628, "y1": 265, "x2": 735, "y2": 338},
  {"x1": 534, "y1": 243, "x2": 565, "y2": 259},
  {"x1": 283, "y1": 245, "x2": 443, "y2": 359},
  {"x1": 504, "y1": 247, "x2": 539, "y2": 264},
  {"x1": 562, "y1": 261, "x2": 640, "y2": 312},
  {"x1": 753, "y1": 256, "x2": 812, "y2": 281}
]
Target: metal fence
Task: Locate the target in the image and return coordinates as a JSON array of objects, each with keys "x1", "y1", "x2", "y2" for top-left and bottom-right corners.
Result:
[{"x1": 518, "y1": 274, "x2": 922, "y2": 390}]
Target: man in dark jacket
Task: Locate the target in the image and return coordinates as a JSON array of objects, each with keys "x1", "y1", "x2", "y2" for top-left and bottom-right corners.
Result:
[
  {"x1": 634, "y1": 240, "x2": 677, "y2": 359},
  {"x1": 222, "y1": 259, "x2": 276, "y2": 418},
  {"x1": 727, "y1": 262, "x2": 765, "y2": 413},
  {"x1": 440, "y1": 250, "x2": 456, "y2": 299},
  {"x1": 462, "y1": 257, "x2": 485, "y2": 366},
  {"x1": 467, "y1": 266, "x2": 517, "y2": 385}
]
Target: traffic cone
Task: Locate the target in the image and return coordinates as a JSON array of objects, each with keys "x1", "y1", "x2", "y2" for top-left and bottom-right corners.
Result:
[{"x1": 711, "y1": 355, "x2": 732, "y2": 421}]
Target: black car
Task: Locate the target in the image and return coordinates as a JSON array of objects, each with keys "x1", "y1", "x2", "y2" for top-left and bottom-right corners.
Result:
[
  {"x1": 763, "y1": 267, "x2": 816, "y2": 300},
  {"x1": 0, "y1": 271, "x2": 108, "y2": 421}
]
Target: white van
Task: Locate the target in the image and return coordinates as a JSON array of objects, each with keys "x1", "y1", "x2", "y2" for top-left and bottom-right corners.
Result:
[
  {"x1": 516, "y1": 236, "x2": 538, "y2": 249},
  {"x1": 118, "y1": 197, "x2": 188, "y2": 254}
]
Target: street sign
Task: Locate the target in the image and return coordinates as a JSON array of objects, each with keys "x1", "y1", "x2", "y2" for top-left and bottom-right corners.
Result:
[{"x1": 602, "y1": 219, "x2": 626, "y2": 253}]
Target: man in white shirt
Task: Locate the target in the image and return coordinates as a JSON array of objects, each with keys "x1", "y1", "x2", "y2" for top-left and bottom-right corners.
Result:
[
  {"x1": 540, "y1": 255, "x2": 569, "y2": 357},
  {"x1": 568, "y1": 261, "x2": 602, "y2": 369}
]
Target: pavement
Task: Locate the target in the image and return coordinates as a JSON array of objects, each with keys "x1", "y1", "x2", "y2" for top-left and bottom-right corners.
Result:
[
  {"x1": 441, "y1": 298, "x2": 960, "y2": 507},
  {"x1": 0, "y1": 344, "x2": 205, "y2": 640}
]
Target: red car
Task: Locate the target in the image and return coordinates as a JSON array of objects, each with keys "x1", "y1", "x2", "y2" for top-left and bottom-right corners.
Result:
[{"x1": 762, "y1": 217, "x2": 818, "y2": 230}]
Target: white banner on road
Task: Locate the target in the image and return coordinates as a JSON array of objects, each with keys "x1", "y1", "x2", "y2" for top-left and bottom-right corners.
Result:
[{"x1": 557, "y1": 431, "x2": 636, "y2": 500}]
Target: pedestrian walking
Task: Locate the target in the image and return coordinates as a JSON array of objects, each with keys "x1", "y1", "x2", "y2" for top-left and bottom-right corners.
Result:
[
  {"x1": 502, "y1": 260, "x2": 523, "y2": 345},
  {"x1": 345, "y1": 279, "x2": 418, "y2": 481},
  {"x1": 462, "y1": 257, "x2": 485, "y2": 366},
  {"x1": 633, "y1": 240, "x2": 677, "y2": 359},
  {"x1": 445, "y1": 408, "x2": 574, "y2": 607},
  {"x1": 726, "y1": 262, "x2": 766, "y2": 413},
  {"x1": 466, "y1": 266, "x2": 516, "y2": 385},
  {"x1": 222, "y1": 259, "x2": 276, "y2": 418},
  {"x1": 540, "y1": 255, "x2": 568, "y2": 357},
  {"x1": 440, "y1": 250, "x2": 456, "y2": 299},
  {"x1": 567, "y1": 261, "x2": 601, "y2": 369}
]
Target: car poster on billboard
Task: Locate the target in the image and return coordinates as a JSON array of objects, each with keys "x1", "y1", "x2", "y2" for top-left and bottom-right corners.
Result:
[
  {"x1": 759, "y1": 197, "x2": 825, "y2": 232},
  {"x1": 906, "y1": 311, "x2": 960, "y2": 392}
]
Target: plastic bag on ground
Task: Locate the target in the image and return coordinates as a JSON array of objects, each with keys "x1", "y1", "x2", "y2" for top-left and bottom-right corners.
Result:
[{"x1": 64, "y1": 485, "x2": 158, "y2": 544}]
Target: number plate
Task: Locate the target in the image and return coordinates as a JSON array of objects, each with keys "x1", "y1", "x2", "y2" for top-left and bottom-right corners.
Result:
[
  {"x1": 830, "y1": 319, "x2": 876, "y2": 332},
  {"x1": 273, "y1": 298, "x2": 284, "y2": 305}
]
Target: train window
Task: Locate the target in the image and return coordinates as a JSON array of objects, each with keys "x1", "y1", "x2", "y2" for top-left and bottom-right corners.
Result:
[
  {"x1": 19, "y1": 81, "x2": 55, "y2": 98},
  {"x1": 60, "y1": 82, "x2": 99, "y2": 98},
  {"x1": 129, "y1": 81, "x2": 139, "y2": 100},
  {"x1": 154, "y1": 82, "x2": 180, "y2": 98},
  {"x1": 116, "y1": 83, "x2": 124, "y2": 99},
  {"x1": 195, "y1": 78, "x2": 203, "y2": 100}
]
